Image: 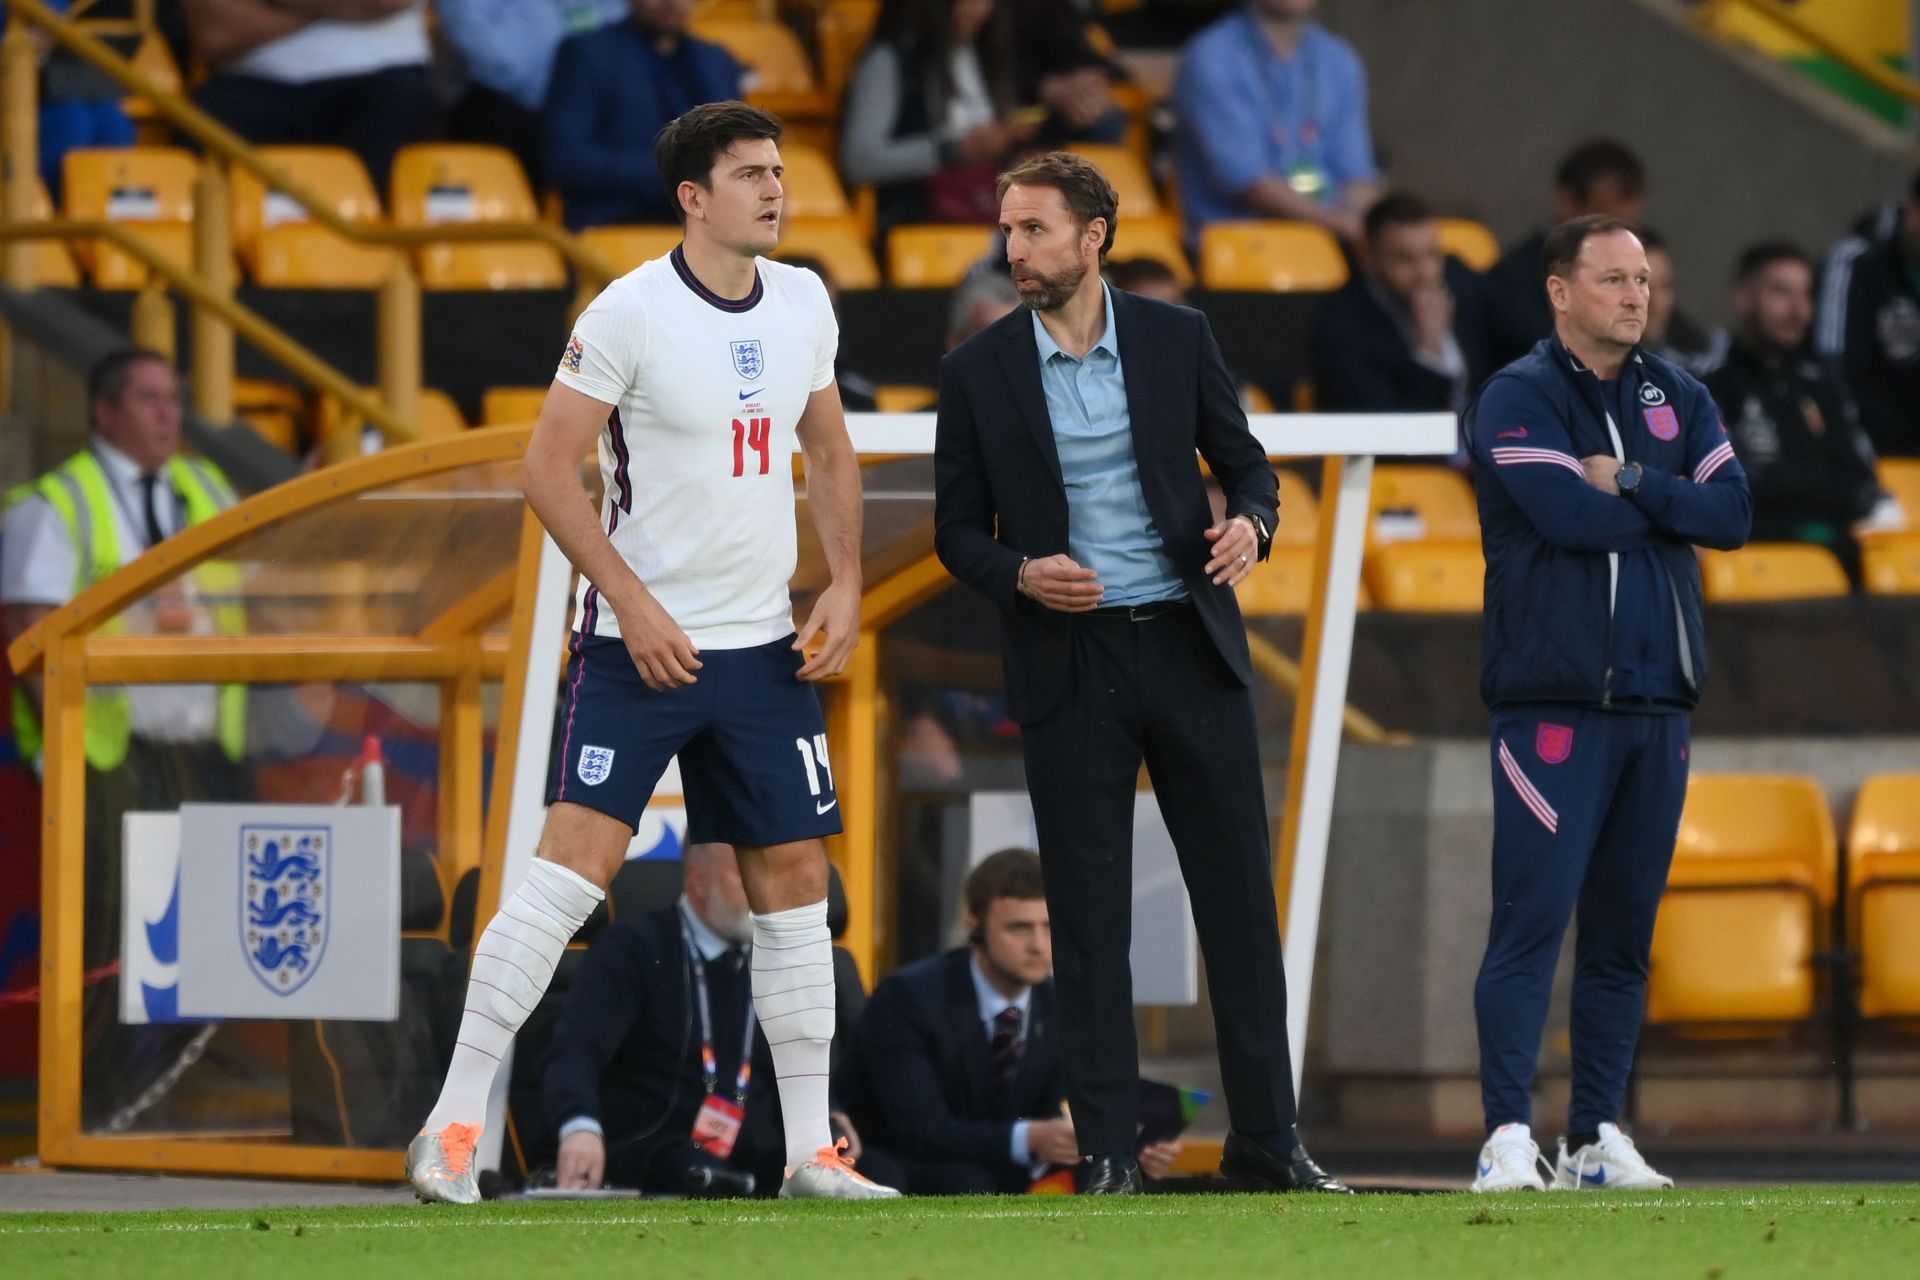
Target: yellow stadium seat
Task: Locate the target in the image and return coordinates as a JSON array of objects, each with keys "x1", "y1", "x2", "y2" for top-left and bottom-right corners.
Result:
[
  {"x1": 1846, "y1": 774, "x2": 1920, "y2": 1019},
  {"x1": 1438, "y1": 217, "x2": 1500, "y2": 271},
  {"x1": 232, "y1": 378, "x2": 308, "y2": 453},
  {"x1": 1065, "y1": 144, "x2": 1162, "y2": 220},
  {"x1": 481, "y1": 386, "x2": 549, "y2": 426},
  {"x1": 1112, "y1": 218, "x2": 1193, "y2": 287},
  {"x1": 24, "y1": 178, "x2": 80, "y2": 287},
  {"x1": 389, "y1": 145, "x2": 565, "y2": 289},
  {"x1": 874, "y1": 385, "x2": 936, "y2": 413},
  {"x1": 1877, "y1": 458, "x2": 1920, "y2": 529},
  {"x1": 320, "y1": 386, "x2": 469, "y2": 452},
  {"x1": 231, "y1": 146, "x2": 396, "y2": 288},
  {"x1": 1700, "y1": 543, "x2": 1850, "y2": 603},
  {"x1": 63, "y1": 145, "x2": 197, "y2": 289},
  {"x1": 1364, "y1": 540, "x2": 1483, "y2": 612},
  {"x1": 1368, "y1": 464, "x2": 1478, "y2": 546},
  {"x1": 777, "y1": 144, "x2": 851, "y2": 220},
  {"x1": 1273, "y1": 470, "x2": 1319, "y2": 547},
  {"x1": 1862, "y1": 533, "x2": 1920, "y2": 595},
  {"x1": 1199, "y1": 220, "x2": 1347, "y2": 292},
  {"x1": 817, "y1": 0, "x2": 882, "y2": 97},
  {"x1": 578, "y1": 225, "x2": 683, "y2": 275},
  {"x1": 888, "y1": 225, "x2": 997, "y2": 288},
  {"x1": 772, "y1": 220, "x2": 882, "y2": 290},
  {"x1": 1647, "y1": 774, "x2": 1838, "y2": 1027},
  {"x1": 1236, "y1": 546, "x2": 1315, "y2": 615},
  {"x1": 689, "y1": 17, "x2": 817, "y2": 94}
]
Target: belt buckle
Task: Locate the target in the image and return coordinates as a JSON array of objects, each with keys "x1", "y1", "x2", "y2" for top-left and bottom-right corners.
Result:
[{"x1": 1127, "y1": 602, "x2": 1164, "y2": 622}]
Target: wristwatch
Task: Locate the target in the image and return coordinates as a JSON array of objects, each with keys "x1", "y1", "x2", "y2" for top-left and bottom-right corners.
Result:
[
  {"x1": 1238, "y1": 513, "x2": 1271, "y2": 554},
  {"x1": 1616, "y1": 462, "x2": 1643, "y2": 496}
]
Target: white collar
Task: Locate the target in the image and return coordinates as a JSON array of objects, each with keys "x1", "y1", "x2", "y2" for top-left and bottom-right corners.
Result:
[
  {"x1": 92, "y1": 437, "x2": 152, "y2": 485},
  {"x1": 678, "y1": 896, "x2": 735, "y2": 961},
  {"x1": 968, "y1": 952, "x2": 1032, "y2": 1025}
]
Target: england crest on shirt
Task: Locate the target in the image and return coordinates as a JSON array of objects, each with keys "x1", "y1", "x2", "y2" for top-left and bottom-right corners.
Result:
[{"x1": 730, "y1": 340, "x2": 765, "y2": 380}]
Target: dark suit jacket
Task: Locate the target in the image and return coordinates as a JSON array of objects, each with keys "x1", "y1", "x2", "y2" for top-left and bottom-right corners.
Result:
[
  {"x1": 933, "y1": 289, "x2": 1280, "y2": 725},
  {"x1": 1310, "y1": 258, "x2": 1490, "y2": 413},
  {"x1": 839, "y1": 948, "x2": 1062, "y2": 1169},
  {"x1": 541, "y1": 906, "x2": 783, "y2": 1182}
]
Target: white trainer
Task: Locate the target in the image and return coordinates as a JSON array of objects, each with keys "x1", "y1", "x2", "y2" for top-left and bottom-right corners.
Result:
[
  {"x1": 1555, "y1": 1123, "x2": 1674, "y2": 1191},
  {"x1": 406, "y1": 1122, "x2": 483, "y2": 1204},
  {"x1": 779, "y1": 1140, "x2": 902, "y2": 1200},
  {"x1": 1471, "y1": 1122, "x2": 1551, "y2": 1192}
]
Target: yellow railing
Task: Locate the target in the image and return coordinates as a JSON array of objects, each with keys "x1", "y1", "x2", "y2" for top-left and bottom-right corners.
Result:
[
  {"x1": 0, "y1": 0, "x2": 620, "y2": 450},
  {"x1": 1696, "y1": 0, "x2": 1920, "y2": 107}
]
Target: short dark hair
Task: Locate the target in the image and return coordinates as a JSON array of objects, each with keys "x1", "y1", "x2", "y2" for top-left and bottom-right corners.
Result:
[
  {"x1": 1735, "y1": 240, "x2": 1811, "y2": 283},
  {"x1": 1362, "y1": 190, "x2": 1434, "y2": 243},
  {"x1": 1555, "y1": 139, "x2": 1646, "y2": 204},
  {"x1": 653, "y1": 101, "x2": 783, "y2": 225},
  {"x1": 965, "y1": 848, "x2": 1045, "y2": 923},
  {"x1": 88, "y1": 347, "x2": 170, "y2": 412},
  {"x1": 1541, "y1": 214, "x2": 1639, "y2": 282},
  {"x1": 1105, "y1": 256, "x2": 1179, "y2": 293},
  {"x1": 997, "y1": 151, "x2": 1119, "y2": 260}
]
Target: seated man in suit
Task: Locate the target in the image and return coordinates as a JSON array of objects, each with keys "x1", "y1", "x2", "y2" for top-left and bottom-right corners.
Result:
[
  {"x1": 842, "y1": 848, "x2": 1179, "y2": 1193},
  {"x1": 544, "y1": 842, "x2": 868, "y2": 1193}
]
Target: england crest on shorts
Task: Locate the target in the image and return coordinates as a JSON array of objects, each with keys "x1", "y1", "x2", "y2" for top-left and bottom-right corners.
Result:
[
  {"x1": 578, "y1": 744, "x2": 616, "y2": 786},
  {"x1": 730, "y1": 339, "x2": 765, "y2": 381},
  {"x1": 241, "y1": 824, "x2": 328, "y2": 997}
]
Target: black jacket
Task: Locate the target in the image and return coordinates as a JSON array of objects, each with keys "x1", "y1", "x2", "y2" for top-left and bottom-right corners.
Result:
[
  {"x1": 1699, "y1": 337, "x2": 1881, "y2": 538},
  {"x1": 838, "y1": 948, "x2": 1062, "y2": 1169},
  {"x1": 933, "y1": 288, "x2": 1279, "y2": 725},
  {"x1": 1480, "y1": 228, "x2": 1553, "y2": 371},
  {"x1": 1310, "y1": 257, "x2": 1490, "y2": 414},
  {"x1": 541, "y1": 906, "x2": 782, "y2": 1183},
  {"x1": 1466, "y1": 338, "x2": 1751, "y2": 710},
  {"x1": 1817, "y1": 231, "x2": 1920, "y2": 457}
]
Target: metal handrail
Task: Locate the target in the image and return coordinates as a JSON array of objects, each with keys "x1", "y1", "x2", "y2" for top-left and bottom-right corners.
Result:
[
  {"x1": 0, "y1": 0, "x2": 619, "y2": 286},
  {"x1": 1697, "y1": 0, "x2": 1920, "y2": 107},
  {"x1": 0, "y1": 218, "x2": 408, "y2": 443}
]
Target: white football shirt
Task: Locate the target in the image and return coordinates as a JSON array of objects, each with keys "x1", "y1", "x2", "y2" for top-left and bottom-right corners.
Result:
[{"x1": 553, "y1": 247, "x2": 837, "y2": 649}]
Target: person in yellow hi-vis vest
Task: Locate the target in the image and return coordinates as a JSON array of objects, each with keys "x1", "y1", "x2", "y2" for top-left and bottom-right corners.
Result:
[{"x1": 0, "y1": 347, "x2": 248, "y2": 1123}]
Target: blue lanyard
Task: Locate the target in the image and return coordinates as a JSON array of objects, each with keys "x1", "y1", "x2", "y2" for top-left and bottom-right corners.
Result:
[{"x1": 681, "y1": 911, "x2": 756, "y2": 1105}]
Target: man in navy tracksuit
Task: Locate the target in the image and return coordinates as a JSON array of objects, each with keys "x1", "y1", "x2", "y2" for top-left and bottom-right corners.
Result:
[{"x1": 1464, "y1": 215, "x2": 1752, "y2": 1193}]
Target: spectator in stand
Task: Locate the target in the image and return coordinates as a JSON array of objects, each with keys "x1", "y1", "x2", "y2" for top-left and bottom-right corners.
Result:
[
  {"x1": 1105, "y1": 257, "x2": 1273, "y2": 412},
  {"x1": 1635, "y1": 227, "x2": 1710, "y2": 365},
  {"x1": 542, "y1": 0, "x2": 742, "y2": 229},
  {"x1": 435, "y1": 0, "x2": 627, "y2": 185},
  {"x1": 1012, "y1": 0, "x2": 1126, "y2": 145},
  {"x1": 1309, "y1": 192, "x2": 1487, "y2": 428},
  {"x1": 1816, "y1": 170, "x2": 1920, "y2": 457},
  {"x1": 1699, "y1": 242, "x2": 1886, "y2": 586},
  {"x1": 182, "y1": 0, "x2": 436, "y2": 197},
  {"x1": 839, "y1": 0, "x2": 1037, "y2": 232},
  {"x1": 776, "y1": 254, "x2": 881, "y2": 413},
  {"x1": 946, "y1": 269, "x2": 1021, "y2": 349},
  {"x1": 1481, "y1": 139, "x2": 1647, "y2": 369},
  {"x1": 1172, "y1": 0, "x2": 1380, "y2": 245},
  {"x1": 1, "y1": 0, "x2": 133, "y2": 202}
]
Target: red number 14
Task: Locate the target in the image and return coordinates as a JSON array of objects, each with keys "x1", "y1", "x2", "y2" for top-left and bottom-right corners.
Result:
[{"x1": 732, "y1": 417, "x2": 771, "y2": 477}]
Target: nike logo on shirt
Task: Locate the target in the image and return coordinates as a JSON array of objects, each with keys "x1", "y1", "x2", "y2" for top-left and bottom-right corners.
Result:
[
  {"x1": 1496, "y1": 427, "x2": 1529, "y2": 439},
  {"x1": 816, "y1": 798, "x2": 838, "y2": 815},
  {"x1": 739, "y1": 388, "x2": 762, "y2": 400}
]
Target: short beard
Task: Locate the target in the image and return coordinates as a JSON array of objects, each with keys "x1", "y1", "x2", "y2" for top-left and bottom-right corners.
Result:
[{"x1": 1013, "y1": 259, "x2": 1088, "y2": 312}]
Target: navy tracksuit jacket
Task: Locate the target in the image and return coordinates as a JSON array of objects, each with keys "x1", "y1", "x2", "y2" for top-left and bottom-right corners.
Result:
[{"x1": 1465, "y1": 337, "x2": 1751, "y2": 1135}]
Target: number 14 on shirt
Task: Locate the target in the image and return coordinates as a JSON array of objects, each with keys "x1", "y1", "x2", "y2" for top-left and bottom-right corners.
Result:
[{"x1": 733, "y1": 417, "x2": 772, "y2": 477}]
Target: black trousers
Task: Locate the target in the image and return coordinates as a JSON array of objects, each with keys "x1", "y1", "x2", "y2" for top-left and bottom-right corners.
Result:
[
  {"x1": 1018, "y1": 603, "x2": 1297, "y2": 1156},
  {"x1": 191, "y1": 65, "x2": 437, "y2": 198}
]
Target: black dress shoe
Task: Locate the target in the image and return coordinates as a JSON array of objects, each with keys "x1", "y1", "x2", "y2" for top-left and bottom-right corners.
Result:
[
  {"x1": 1219, "y1": 1131, "x2": 1353, "y2": 1193},
  {"x1": 1081, "y1": 1155, "x2": 1144, "y2": 1195}
]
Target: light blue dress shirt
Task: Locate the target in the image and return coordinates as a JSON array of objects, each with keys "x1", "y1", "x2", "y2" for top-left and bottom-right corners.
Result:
[
  {"x1": 969, "y1": 955, "x2": 1040, "y2": 1166},
  {"x1": 1033, "y1": 284, "x2": 1187, "y2": 606},
  {"x1": 1172, "y1": 10, "x2": 1378, "y2": 237},
  {"x1": 436, "y1": 0, "x2": 627, "y2": 110}
]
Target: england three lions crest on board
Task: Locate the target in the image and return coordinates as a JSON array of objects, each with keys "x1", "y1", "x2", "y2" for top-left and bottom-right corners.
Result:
[
  {"x1": 241, "y1": 825, "x2": 329, "y2": 996},
  {"x1": 730, "y1": 340, "x2": 765, "y2": 381}
]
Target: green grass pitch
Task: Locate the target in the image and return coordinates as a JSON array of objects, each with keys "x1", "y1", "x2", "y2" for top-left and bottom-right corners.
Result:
[{"x1": 3, "y1": 1186, "x2": 1917, "y2": 1279}]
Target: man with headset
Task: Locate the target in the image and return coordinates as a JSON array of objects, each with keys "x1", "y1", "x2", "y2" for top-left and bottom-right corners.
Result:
[{"x1": 543, "y1": 842, "x2": 868, "y2": 1193}]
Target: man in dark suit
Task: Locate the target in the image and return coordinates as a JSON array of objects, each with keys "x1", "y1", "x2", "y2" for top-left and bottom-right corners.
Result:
[
  {"x1": 1310, "y1": 190, "x2": 1488, "y2": 429},
  {"x1": 544, "y1": 842, "x2": 866, "y2": 1193},
  {"x1": 932, "y1": 151, "x2": 1348, "y2": 1196}
]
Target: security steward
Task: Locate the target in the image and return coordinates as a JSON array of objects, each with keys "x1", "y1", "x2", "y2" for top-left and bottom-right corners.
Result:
[{"x1": 1463, "y1": 216, "x2": 1751, "y2": 1193}]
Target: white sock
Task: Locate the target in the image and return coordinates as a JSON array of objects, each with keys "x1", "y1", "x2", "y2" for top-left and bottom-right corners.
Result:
[
  {"x1": 423, "y1": 859, "x2": 603, "y2": 1133},
  {"x1": 750, "y1": 898, "x2": 836, "y2": 1169}
]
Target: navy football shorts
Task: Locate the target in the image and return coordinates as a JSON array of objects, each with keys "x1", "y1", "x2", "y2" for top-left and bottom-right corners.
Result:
[{"x1": 545, "y1": 632, "x2": 843, "y2": 848}]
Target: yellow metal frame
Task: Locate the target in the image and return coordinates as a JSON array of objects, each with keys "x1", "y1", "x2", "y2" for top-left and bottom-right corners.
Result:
[{"x1": 1696, "y1": 0, "x2": 1920, "y2": 105}]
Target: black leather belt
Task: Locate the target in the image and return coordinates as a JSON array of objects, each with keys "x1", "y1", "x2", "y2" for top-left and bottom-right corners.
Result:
[{"x1": 1083, "y1": 600, "x2": 1190, "y2": 622}]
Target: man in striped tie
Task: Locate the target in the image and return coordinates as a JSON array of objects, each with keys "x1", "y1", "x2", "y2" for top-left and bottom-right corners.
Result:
[{"x1": 1463, "y1": 215, "x2": 1750, "y2": 1195}]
